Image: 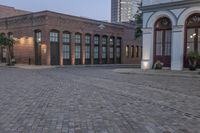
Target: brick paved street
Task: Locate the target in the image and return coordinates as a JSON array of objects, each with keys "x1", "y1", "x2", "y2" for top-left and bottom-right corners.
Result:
[{"x1": 0, "y1": 67, "x2": 200, "y2": 133}]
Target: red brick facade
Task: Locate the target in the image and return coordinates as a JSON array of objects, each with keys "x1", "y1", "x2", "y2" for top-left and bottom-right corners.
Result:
[{"x1": 0, "y1": 8, "x2": 142, "y2": 65}]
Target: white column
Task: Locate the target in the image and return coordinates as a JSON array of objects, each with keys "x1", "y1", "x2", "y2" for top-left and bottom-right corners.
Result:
[
  {"x1": 141, "y1": 28, "x2": 153, "y2": 69},
  {"x1": 171, "y1": 26, "x2": 184, "y2": 71}
]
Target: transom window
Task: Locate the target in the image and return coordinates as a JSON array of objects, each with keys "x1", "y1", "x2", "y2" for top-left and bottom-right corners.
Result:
[
  {"x1": 94, "y1": 36, "x2": 99, "y2": 45},
  {"x1": 102, "y1": 37, "x2": 107, "y2": 45},
  {"x1": 50, "y1": 31, "x2": 59, "y2": 42},
  {"x1": 63, "y1": 32, "x2": 70, "y2": 43},
  {"x1": 117, "y1": 38, "x2": 121, "y2": 46},
  {"x1": 186, "y1": 14, "x2": 200, "y2": 27},
  {"x1": 85, "y1": 35, "x2": 91, "y2": 44},
  {"x1": 75, "y1": 34, "x2": 81, "y2": 44},
  {"x1": 110, "y1": 37, "x2": 114, "y2": 45},
  {"x1": 35, "y1": 31, "x2": 41, "y2": 43}
]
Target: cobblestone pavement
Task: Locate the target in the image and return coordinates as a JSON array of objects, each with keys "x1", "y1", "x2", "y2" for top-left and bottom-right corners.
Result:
[{"x1": 0, "y1": 67, "x2": 200, "y2": 133}]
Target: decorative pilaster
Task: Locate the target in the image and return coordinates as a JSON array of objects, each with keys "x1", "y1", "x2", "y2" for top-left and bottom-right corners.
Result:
[
  {"x1": 71, "y1": 32, "x2": 75, "y2": 65},
  {"x1": 99, "y1": 35, "x2": 102, "y2": 64},
  {"x1": 59, "y1": 32, "x2": 63, "y2": 65},
  {"x1": 106, "y1": 35, "x2": 110, "y2": 64},
  {"x1": 90, "y1": 34, "x2": 94, "y2": 64},
  {"x1": 171, "y1": 25, "x2": 184, "y2": 70},
  {"x1": 141, "y1": 27, "x2": 153, "y2": 69}
]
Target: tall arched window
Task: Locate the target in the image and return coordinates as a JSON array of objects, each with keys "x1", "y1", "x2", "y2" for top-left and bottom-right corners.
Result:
[
  {"x1": 102, "y1": 36, "x2": 107, "y2": 64},
  {"x1": 50, "y1": 30, "x2": 60, "y2": 65},
  {"x1": 185, "y1": 13, "x2": 200, "y2": 67},
  {"x1": 116, "y1": 37, "x2": 121, "y2": 64},
  {"x1": 109, "y1": 37, "x2": 115, "y2": 64},
  {"x1": 35, "y1": 30, "x2": 42, "y2": 65},
  {"x1": 185, "y1": 14, "x2": 200, "y2": 54},
  {"x1": 75, "y1": 33, "x2": 82, "y2": 65},
  {"x1": 63, "y1": 31, "x2": 71, "y2": 65},
  {"x1": 94, "y1": 35, "x2": 99, "y2": 64},
  {"x1": 154, "y1": 17, "x2": 172, "y2": 67},
  {"x1": 85, "y1": 34, "x2": 91, "y2": 64}
]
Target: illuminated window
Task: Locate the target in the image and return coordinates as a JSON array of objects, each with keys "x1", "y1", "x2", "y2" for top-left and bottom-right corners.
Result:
[
  {"x1": 131, "y1": 46, "x2": 134, "y2": 58},
  {"x1": 35, "y1": 31, "x2": 41, "y2": 43},
  {"x1": 126, "y1": 45, "x2": 129, "y2": 57}
]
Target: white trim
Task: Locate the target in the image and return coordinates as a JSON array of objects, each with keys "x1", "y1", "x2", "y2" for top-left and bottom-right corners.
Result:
[
  {"x1": 146, "y1": 11, "x2": 177, "y2": 28},
  {"x1": 178, "y1": 6, "x2": 200, "y2": 25}
]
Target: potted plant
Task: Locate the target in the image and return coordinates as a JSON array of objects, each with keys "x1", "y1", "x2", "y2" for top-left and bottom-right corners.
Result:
[
  {"x1": 187, "y1": 51, "x2": 200, "y2": 71},
  {"x1": 153, "y1": 60, "x2": 164, "y2": 70}
]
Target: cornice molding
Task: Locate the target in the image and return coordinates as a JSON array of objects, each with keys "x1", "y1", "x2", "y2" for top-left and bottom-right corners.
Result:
[{"x1": 142, "y1": 0, "x2": 200, "y2": 12}]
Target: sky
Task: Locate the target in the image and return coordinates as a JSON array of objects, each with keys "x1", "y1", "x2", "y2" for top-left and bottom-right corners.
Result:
[{"x1": 0, "y1": 0, "x2": 111, "y2": 21}]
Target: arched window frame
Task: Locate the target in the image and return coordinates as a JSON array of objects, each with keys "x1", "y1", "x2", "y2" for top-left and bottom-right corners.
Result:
[{"x1": 154, "y1": 17, "x2": 172, "y2": 56}]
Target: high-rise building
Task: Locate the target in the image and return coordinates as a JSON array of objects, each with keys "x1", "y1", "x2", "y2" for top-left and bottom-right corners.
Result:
[{"x1": 111, "y1": 0, "x2": 141, "y2": 23}]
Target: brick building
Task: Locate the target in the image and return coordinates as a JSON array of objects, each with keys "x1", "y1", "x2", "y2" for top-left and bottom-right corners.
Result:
[{"x1": 0, "y1": 5, "x2": 142, "y2": 65}]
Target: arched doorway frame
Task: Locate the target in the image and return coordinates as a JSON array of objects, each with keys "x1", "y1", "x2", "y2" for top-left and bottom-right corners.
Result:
[
  {"x1": 184, "y1": 13, "x2": 200, "y2": 67},
  {"x1": 154, "y1": 17, "x2": 172, "y2": 67}
]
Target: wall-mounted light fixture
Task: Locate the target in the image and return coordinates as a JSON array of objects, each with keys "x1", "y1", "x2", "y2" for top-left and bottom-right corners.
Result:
[{"x1": 141, "y1": 59, "x2": 150, "y2": 70}]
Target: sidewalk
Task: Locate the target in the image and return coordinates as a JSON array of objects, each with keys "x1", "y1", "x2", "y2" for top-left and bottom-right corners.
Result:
[
  {"x1": 114, "y1": 68, "x2": 200, "y2": 78},
  {"x1": 7, "y1": 64, "x2": 141, "y2": 70},
  {"x1": 13, "y1": 64, "x2": 56, "y2": 70}
]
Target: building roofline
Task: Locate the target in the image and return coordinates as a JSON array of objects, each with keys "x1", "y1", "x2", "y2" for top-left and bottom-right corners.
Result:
[{"x1": 0, "y1": 9, "x2": 134, "y2": 29}]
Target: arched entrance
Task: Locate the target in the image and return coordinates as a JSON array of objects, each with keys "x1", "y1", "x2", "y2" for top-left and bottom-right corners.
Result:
[
  {"x1": 154, "y1": 17, "x2": 172, "y2": 67},
  {"x1": 184, "y1": 13, "x2": 200, "y2": 67}
]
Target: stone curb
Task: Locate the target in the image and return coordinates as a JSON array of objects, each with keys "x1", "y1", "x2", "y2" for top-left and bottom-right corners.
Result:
[{"x1": 114, "y1": 69, "x2": 200, "y2": 78}]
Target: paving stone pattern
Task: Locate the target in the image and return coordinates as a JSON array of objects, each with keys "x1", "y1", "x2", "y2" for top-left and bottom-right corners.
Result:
[{"x1": 0, "y1": 67, "x2": 200, "y2": 133}]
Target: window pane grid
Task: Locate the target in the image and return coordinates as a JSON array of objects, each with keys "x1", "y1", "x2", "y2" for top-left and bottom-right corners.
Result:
[
  {"x1": 36, "y1": 32, "x2": 41, "y2": 43},
  {"x1": 75, "y1": 34, "x2": 81, "y2": 44},
  {"x1": 63, "y1": 45, "x2": 70, "y2": 59},
  {"x1": 94, "y1": 46, "x2": 99, "y2": 59},
  {"x1": 110, "y1": 38, "x2": 114, "y2": 45},
  {"x1": 63, "y1": 33, "x2": 70, "y2": 43},
  {"x1": 94, "y1": 36, "x2": 99, "y2": 45},
  {"x1": 117, "y1": 48, "x2": 121, "y2": 58},
  {"x1": 85, "y1": 35, "x2": 91, "y2": 44},
  {"x1": 50, "y1": 32, "x2": 58, "y2": 42},
  {"x1": 117, "y1": 39, "x2": 121, "y2": 46},
  {"x1": 75, "y1": 46, "x2": 81, "y2": 59},
  {"x1": 110, "y1": 47, "x2": 114, "y2": 59},
  {"x1": 85, "y1": 46, "x2": 90, "y2": 59},
  {"x1": 102, "y1": 47, "x2": 107, "y2": 59},
  {"x1": 102, "y1": 37, "x2": 107, "y2": 45}
]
